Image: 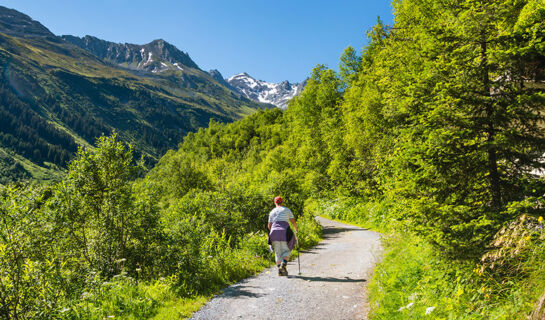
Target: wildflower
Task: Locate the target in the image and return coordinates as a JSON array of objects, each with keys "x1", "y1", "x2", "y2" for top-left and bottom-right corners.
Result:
[
  {"x1": 398, "y1": 302, "x2": 414, "y2": 312},
  {"x1": 425, "y1": 307, "x2": 435, "y2": 315},
  {"x1": 539, "y1": 216, "x2": 543, "y2": 223}
]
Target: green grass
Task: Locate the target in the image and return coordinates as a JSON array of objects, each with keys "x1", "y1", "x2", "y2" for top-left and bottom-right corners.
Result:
[
  {"x1": 150, "y1": 295, "x2": 209, "y2": 320},
  {"x1": 316, "y1": 197, "x2": 545, "y2": 319},
  {"x1": 0, "y1": 147, "x2": 63, "y2": 183}
]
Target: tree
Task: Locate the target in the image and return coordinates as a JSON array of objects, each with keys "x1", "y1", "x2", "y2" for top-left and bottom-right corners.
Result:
[
  {"x1": 55, "y1": 134, "x2": 158, "y2": 277},
  {"x1": 339, "y1": 46, "x2": 362, "y2": 88},
  {"x1": 343, "y1": 0, "x2": 545, "y2": 257}
]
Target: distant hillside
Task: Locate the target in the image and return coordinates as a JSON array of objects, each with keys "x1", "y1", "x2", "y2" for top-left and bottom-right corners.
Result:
[{"x1": 0, "y1": 6, "x2": 270, "y2": 182}]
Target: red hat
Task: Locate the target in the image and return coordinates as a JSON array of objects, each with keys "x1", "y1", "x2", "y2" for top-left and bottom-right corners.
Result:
[{"x1": 274, "y1": 196, "x2": 283, "y2": 204}]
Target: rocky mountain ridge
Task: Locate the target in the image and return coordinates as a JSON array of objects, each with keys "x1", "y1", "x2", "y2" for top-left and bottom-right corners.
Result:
[
  {"x1": 226, "y1": 72, "x2": 306, "y2": 109},
  {"x1": 61, "y1": 35, "x2": 199, "y2": 73}
]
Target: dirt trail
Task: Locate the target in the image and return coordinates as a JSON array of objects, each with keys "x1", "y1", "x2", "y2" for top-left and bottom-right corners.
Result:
[{"x1": 191, "y1": 217, "x2": 383, "y2": 320}]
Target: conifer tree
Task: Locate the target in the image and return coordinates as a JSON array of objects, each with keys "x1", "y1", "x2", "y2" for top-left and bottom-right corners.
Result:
[{"x1": 343, "y1": 0, "x2": 545, "y2": 256}]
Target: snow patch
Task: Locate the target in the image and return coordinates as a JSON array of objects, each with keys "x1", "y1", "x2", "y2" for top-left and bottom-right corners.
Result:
[
  {"x1": 173, "y1": 63, "x2": 184, "y2": 71},
  {"x1": 227, "y1": 73, "x2": 250, "y2": 82},
  {"x1": 143, "y1": 52, "x2": 153, "y2": 66}
]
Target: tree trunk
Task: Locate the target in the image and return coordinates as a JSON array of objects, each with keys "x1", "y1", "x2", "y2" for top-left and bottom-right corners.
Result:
[{"x1": 481, "y1": 30, "x2": 502, "y2": 209}]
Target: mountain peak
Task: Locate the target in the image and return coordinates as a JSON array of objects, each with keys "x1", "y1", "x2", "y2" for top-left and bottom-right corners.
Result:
[
  {"x1": 209, "y1": 69, "x2": 226, "y2": 83},
  {"x1": 226, "y1": 72, "x2": 306, "y2": 109},
  {"x1": 0, "y1": 6, "x2": 57, "y2": 40},
  {"x1": 62, "y1": 35, "x2": 200, "y2": 72},
  {"x1": 208, "y1": 69, "x2": 239, "y2": 92},
  {"x1": 228, "y1": 72, "x2": 252, "y2": 80}
]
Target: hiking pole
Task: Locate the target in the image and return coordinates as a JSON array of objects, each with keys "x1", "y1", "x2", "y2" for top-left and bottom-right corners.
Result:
[{"x1": 297, "y1": 237, "x2": 301, "y2": 275}]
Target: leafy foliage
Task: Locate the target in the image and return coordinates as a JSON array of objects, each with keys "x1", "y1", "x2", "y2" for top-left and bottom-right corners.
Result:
[
  {"x1": 0, "y1": 127, "x2": 322, "y2": 318},
  {"x1": 2, "y1": 0, "x2": 545, "y2": 318}
]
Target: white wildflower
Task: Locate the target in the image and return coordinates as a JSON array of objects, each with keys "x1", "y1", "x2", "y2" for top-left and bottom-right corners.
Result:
[
  {"x1": 398, "y1": 302, "x2": 414, "y2": 312},
  {"x1": 425, "y1": 306, "x2": 436, "y2": 315}
]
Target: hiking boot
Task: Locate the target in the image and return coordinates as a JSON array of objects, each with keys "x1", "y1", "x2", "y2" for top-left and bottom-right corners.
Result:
[{"x1": 277, "y1": 264, "x2": 288, "y2": 276}]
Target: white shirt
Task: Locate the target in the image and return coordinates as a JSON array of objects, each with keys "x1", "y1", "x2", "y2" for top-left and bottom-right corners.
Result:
[{"x1": 268, "y1": 206, "x2": 294, "y2": 223}]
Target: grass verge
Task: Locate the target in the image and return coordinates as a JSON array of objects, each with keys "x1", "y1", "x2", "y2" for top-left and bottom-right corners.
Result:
[{"x1": 315, "y1": 197, "x2": 545, "y2": 319}]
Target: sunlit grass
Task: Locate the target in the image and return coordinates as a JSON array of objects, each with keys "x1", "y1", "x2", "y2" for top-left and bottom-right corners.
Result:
[{"x1": 150, "y1": 295, "x2": 210, "y2": 320}]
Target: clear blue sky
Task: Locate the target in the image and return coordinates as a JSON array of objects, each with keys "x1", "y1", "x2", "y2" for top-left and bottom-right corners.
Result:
[{"x1": 0, "y1": 0, "x2": 393, "y2": 83}]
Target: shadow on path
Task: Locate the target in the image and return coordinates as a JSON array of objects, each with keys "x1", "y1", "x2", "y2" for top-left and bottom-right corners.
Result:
[
  {"x1": 298, "y1": 226, "x2": 366, "y2": 254},
  {"x1": 299, "y1": 242, "x2": 326, "y2": 254},
  {"x1": 321, "y1": 226, "x2": 366, "y2": 238},
  {"x1": 290, "y1": 275, "x2": 367, "y2": 283},
  {"x1": 221, "y1": 285, "x2": 264, "y2": 299}
]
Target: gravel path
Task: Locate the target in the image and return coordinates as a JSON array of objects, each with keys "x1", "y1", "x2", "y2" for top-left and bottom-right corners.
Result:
[{"x1": 191, "y1": 217, "x2": 383, "y2": 320}]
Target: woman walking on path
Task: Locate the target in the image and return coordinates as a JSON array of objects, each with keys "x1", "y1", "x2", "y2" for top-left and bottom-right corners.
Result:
[{"x1": 268, "y1": 196, "x2": 298, "y2": 276}]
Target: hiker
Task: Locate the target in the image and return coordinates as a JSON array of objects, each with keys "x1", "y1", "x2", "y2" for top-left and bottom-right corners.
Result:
[{"x1": 268, "y1": 196, "x2": 298, "y2": 276}]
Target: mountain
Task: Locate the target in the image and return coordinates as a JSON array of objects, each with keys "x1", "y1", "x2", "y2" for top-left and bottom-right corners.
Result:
[
  {"x1": 0, "y1": 6, "x2": 57, "y2": 40},
  {"x1": 226, "y1": 72, "x2": 306, "y2": 109},
  {"x1": 208, "y1": 69, "x2": 236, "y2": 91},
  {"x1": 0, "y1": 6, "x2": 270, "y2": 183},
  {"x1": 61, "y1": 35, "x2": 199, "y2": 72}
]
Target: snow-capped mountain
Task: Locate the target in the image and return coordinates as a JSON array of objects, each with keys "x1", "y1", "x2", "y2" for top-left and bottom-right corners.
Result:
[
  {"x1": 63, "y1": 34, "x2": 304, "y2": 108},
  {"x1": 226, "y1": 73, "x2": 306, "y2": 109},
  {"x1": 61, "y1": 35, "x2": 199, "y2": 73}
]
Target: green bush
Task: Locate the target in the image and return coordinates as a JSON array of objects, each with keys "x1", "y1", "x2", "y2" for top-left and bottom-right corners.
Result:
[
  {"x1": 239, "y1": 231, "x2": 270, "y2": 258},
  {"x1": 0, "y1": 184, "x2": 69, "y2": 319},
  {"x1": 67, "y1": 275, "x2": 157, "y2": 320}
]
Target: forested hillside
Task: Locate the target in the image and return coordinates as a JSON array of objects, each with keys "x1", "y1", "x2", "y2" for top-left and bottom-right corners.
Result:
[
  {"x1": 0, "y1": 6, "x2": 268, "y2": 183},
  {"x1": 2, "y1": 0, "x2": 545, "y2": 319}
]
